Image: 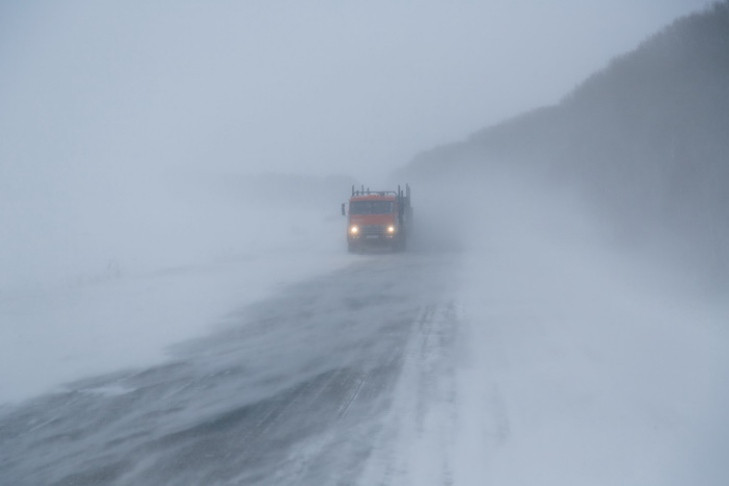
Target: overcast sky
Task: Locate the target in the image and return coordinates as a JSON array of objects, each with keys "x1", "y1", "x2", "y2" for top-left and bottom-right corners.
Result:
[{"x1": 0, "y1": 1, "x2": 718, "y2": 182}]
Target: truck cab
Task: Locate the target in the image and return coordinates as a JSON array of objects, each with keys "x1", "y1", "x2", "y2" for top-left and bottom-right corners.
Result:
[{"x1": 343, "y1": 185, "x2": 412, "y2": 252}]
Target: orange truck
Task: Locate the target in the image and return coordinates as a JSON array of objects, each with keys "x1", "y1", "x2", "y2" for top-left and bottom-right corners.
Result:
[{"x1": 342, "y1": 184, "x2": 412, "y2": 252}]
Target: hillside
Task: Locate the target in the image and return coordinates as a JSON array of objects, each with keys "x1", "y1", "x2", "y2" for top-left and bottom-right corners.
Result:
[{"x1": 406, "y1": 2, "x2": 729, "y2": 289}]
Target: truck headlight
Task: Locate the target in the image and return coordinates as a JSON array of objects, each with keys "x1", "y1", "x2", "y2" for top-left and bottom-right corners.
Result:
[
  {"x1": 387, "y1": 225, "x2": 396, "y2": 234},
  {"x1": 349, "y1": 225, "x2": 359, "y2": 235}
]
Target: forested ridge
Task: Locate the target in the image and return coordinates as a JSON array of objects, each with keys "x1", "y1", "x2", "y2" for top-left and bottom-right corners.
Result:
[{"x1": 407, "y1": 2, "x2": 729, "y2": 288}]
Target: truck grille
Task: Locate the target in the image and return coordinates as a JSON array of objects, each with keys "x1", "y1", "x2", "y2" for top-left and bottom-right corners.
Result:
[{"x1": 361, "y1": 225, "x2": 385, "y2": 236}]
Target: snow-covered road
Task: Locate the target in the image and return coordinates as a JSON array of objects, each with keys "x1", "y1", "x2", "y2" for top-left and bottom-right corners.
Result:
[{"x1": 0, "y1": 252, "x2": 461, "y2": 485}]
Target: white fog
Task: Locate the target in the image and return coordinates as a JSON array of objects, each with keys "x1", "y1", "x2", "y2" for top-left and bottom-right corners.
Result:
[{"x1": 1, "y1": 1, "x2": 727, "y2": 485}]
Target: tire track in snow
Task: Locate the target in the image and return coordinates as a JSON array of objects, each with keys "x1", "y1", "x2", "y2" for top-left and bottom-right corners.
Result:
[
  {"x1": 357, "y1": 299, "x2": 514, "y2": 486},
  {"x1": 357, "y1": 302, "x2": 461, "y2": 486}
]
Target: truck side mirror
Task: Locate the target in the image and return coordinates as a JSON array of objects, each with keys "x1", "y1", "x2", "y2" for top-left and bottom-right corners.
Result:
[{"x1": 341, "y1": 203, "x2": 346, "y2": 216}]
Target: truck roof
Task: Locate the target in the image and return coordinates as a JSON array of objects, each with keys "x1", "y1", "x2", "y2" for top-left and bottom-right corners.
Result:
[
  {"x1": 350, "y1": 193, "x2": 397, "y2": 202},
  {"x1": 349, "y1": 185, "x2": 410, "y2": 207}
]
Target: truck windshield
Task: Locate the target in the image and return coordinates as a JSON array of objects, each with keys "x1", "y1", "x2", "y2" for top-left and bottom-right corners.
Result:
[{"x1": 350, "y1": 201, "x2": 394, "y2": 215}]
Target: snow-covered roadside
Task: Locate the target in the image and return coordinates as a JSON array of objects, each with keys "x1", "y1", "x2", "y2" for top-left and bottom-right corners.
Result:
[
  {"x1": 0, "y1": 206, "x2": 352, "y2": 405},
  {"x1": 451, "y1": 182, "x2": 729, "y2": 484},
  {"x1": 456, "y1": 241, "x2": 728, "y2": 484}
]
